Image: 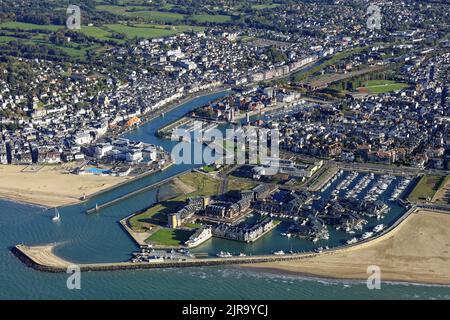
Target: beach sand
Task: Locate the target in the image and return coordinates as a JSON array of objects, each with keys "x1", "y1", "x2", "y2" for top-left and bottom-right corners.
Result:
[
  {"x1": 244, "y1": 210, "x2": 450, "y2": 285},
  {"x1": 0, "y1": 165, "x2": 127, "y2": 207}
]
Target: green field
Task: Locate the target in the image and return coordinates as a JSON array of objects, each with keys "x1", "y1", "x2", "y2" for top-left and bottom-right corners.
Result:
[
  {"x1": 97, "y1": 5, "x2": 185, "y2": 22},
  {"x1": 184, "y1": 222, "x2": 203, "y2": 229},
  {"x1": 105, "y1": 24, "x2": 202, "y2": 39},
  {"x1": 226, "y1": 179, "x2": 257, "y2": 192},
  {"x1": 128, "y1": 10, "x2": 185, "y2": 22},
  {"x1": 292, "y1": 46, "x2": 366, "y2": 83},
  {"x1": 129, "y1": 172, "x2": 220, "y2": 232},
  {"x1": 408, "y1": 175, "x2": 448, "y2": 202},
  {"x1": 0, "y1": 21, "x2": 62, "y2": 31},
  {"x1": 97, "y1": 4, "x2": 232, "y2": 23},
  {"x1": 191, "y1": 14, "x2": 233, "y2": 23},
  {"x1": 146, "y1": 228, "x2": 193, "y2": 246},
  {"x1": 358, "y1": 80, "x2": 409, "y2": 93},
  {"x1": 252, "y1": 4, "x2": 281, "y2": 10},
  {"x1": 202, "y1": 165, "x2": 217, "y2": 173},
  {"x1": 0, "y1": 20, "x2": 205, "y2": 59},
  {"x1": 0, "y1": 36, "x2": 20, "y2": 44}
]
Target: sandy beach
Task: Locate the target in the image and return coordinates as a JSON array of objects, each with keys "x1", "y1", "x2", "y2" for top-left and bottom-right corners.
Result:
[
  {"x1": 13, "y1": 210, "x2": 450, "y2": 284},
  {"x1": 244, "y1": 210, "x2": 450, "y2": 285},
  {"x1": 0, "y1": 165, "x2": 127, "y2": 207}
]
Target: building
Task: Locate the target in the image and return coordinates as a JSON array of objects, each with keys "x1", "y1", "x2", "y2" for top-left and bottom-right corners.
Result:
[
  {"x1": 252, "y1": 184, "x2": 278, "y2": 200},
  {"x1": 185, "y1": 226, "x2": 212, "y2": 248},
  {"x1": 168, "y1": 213, "x2": 181, "y2": 228}
]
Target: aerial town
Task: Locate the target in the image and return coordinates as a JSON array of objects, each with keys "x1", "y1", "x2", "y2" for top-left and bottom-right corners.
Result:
[{"x1": 1, "y1": 0, "x2": 450, "y2": 302}]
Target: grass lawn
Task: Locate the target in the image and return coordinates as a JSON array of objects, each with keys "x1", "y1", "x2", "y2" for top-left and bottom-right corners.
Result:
[
  {"x1": 202, "y1": 165, "x2": 217, "y2": 173},
  {"x1": 129, "y1": 171, "x2": 220, "y2": 232},
  {"x1": 226, "y1": 179, "x2": 257, "y2": 192},
  {"x1": 146, "y1": 228, "x2": 193, "y2": 246},
  {"x1": 358, "y1": 80, "x2": 409, "y2": 93},
  {"x1": 128, "y1": 198, "x2": 184, "y2": 232},
  {"x1": 178, "y1": 171, "x2": 221, "y2": 197},
  {"x1": 408, "y1": 175, "x2": 448, "y2": 202},
  {"x1": 184, "y1": 222, "x2": 203, "y2": 229}
]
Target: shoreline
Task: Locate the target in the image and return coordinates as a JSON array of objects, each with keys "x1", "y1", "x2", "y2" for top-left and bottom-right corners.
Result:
[
  {"x1": 241, "y1": 209, "x2": 450, "y2": 286},
  {"x1": 235, "y1": 265, "x2": 450, "y2": 288},
  {"x1": 12, "y1": 207, "x2": 450, "y2": 285},
  {"x1": 0, "y1": 88, "x2": 231, "y2": 209}
]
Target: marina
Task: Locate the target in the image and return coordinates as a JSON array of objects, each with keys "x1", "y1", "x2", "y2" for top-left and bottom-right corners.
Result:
[
  {"x1": 2, "y1": 92, "x2": 450, "y2": 300},
  {"x1": 11, "y1": 88, "x2": 419, "y2": 261}
]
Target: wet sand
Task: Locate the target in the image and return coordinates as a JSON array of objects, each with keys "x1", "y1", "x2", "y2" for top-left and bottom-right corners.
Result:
[{"x1": 244, "y1": 210, "x2": 450, "y2": 285}]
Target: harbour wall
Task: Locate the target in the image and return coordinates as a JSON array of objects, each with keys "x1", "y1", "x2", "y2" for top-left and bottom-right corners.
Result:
[{"x1": 12, "y1": 205, "x2": 422, "y2": 274}]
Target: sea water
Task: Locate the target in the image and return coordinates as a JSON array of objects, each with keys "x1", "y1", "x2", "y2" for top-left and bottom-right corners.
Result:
[{"x1": 1, "y1": 92, "x2": 449, "y2": 300}]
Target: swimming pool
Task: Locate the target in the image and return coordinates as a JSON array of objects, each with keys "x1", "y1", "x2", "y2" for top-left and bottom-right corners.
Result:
[{"x1": 85, "y1": 168, "x2": 112, "y2": 175}]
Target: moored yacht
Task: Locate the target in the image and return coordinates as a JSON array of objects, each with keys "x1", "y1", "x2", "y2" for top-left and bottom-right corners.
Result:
[
  {"x1": 361, "y1": 231, "x2": 374, "y2": 240},
  {"x1": 373, "y1": 224, "x2": 385, "y2": 233},
  {"x1": 216, "y1": 251, "x2": 233, "y2": 258}
]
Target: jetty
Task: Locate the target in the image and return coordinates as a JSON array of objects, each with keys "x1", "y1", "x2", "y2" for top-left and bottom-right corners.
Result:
[
  {"x1": 86, "y1": 171, "x2": 185, "y2": 214},
  {"x1": 12, "y1": 205, "x2": 419, "y2": 273}
]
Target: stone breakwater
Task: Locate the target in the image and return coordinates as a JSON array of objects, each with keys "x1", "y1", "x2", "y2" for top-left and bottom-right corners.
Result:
[
  {"x1": 11, "y1": 244, "x2": 321, "y2": 273},
  {"x1": 11, "y1": 206, "x2": 417, "y2": 274}
]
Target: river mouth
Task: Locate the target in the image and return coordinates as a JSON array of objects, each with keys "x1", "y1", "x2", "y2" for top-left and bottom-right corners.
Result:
[
  {"x1": 43, "y1": 89, "x2": 408, "y2": 262},
  {"x1": 1, "y1": 89, "x2": 445, "y2": 300}
]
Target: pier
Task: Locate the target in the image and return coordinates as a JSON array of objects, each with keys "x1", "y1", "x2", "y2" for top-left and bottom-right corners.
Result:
[
  {"x1": 86, "y1": 171, "x2": 186, "y2": 214},
  {"x1": 13, "y1": 205, "x2": 421, "y2": 273}
]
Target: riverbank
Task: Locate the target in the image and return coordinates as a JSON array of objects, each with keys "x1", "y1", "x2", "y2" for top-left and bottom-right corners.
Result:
[
  {"x1": 0, "y1": 164, "x2": 129, "y2": 207},
  {"x1": 243, "y1": 209, "x2": 450, "y2": 285}
]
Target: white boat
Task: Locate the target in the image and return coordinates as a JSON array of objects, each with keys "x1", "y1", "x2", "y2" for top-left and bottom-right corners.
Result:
[
  {"x1": 361, "y1": 232, "x2": 374, "y2": 240},
  {"x1": 216, "y1": 251, "x2": 232, "y2": 258},
  {"x1": 52, "y1": 208, "x2": 60, "y2": 222},
  {"x1": 238, "y1": 253, "x2": 247, "y2": 257},
  {"x1": 346, "y1": 237, "x2": 358, "y2": 244},
  {"x1": 373, "y1": 224, "x2": 385, "y2": 233},
  {"x1": 273, "y1": 250, "x2": 285, "y2": 255}
]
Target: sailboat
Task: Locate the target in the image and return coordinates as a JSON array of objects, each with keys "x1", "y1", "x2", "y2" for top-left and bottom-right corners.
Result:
[{"x1": 52, "y1": 207, "x2": 60, "y2": 222}]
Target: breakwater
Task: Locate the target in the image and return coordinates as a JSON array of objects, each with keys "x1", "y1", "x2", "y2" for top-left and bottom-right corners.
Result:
[
  {"x1": 12, "y1": 205, "x2": 420, "y2": 274},
  {"x1": 86, "y1": 171, "x2": 185, "y2": 214}
]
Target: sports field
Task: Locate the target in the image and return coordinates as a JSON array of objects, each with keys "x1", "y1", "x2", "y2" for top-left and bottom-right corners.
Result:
[{"x1": 357, "y1": 80, "x2": 409, "y2": 93}]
